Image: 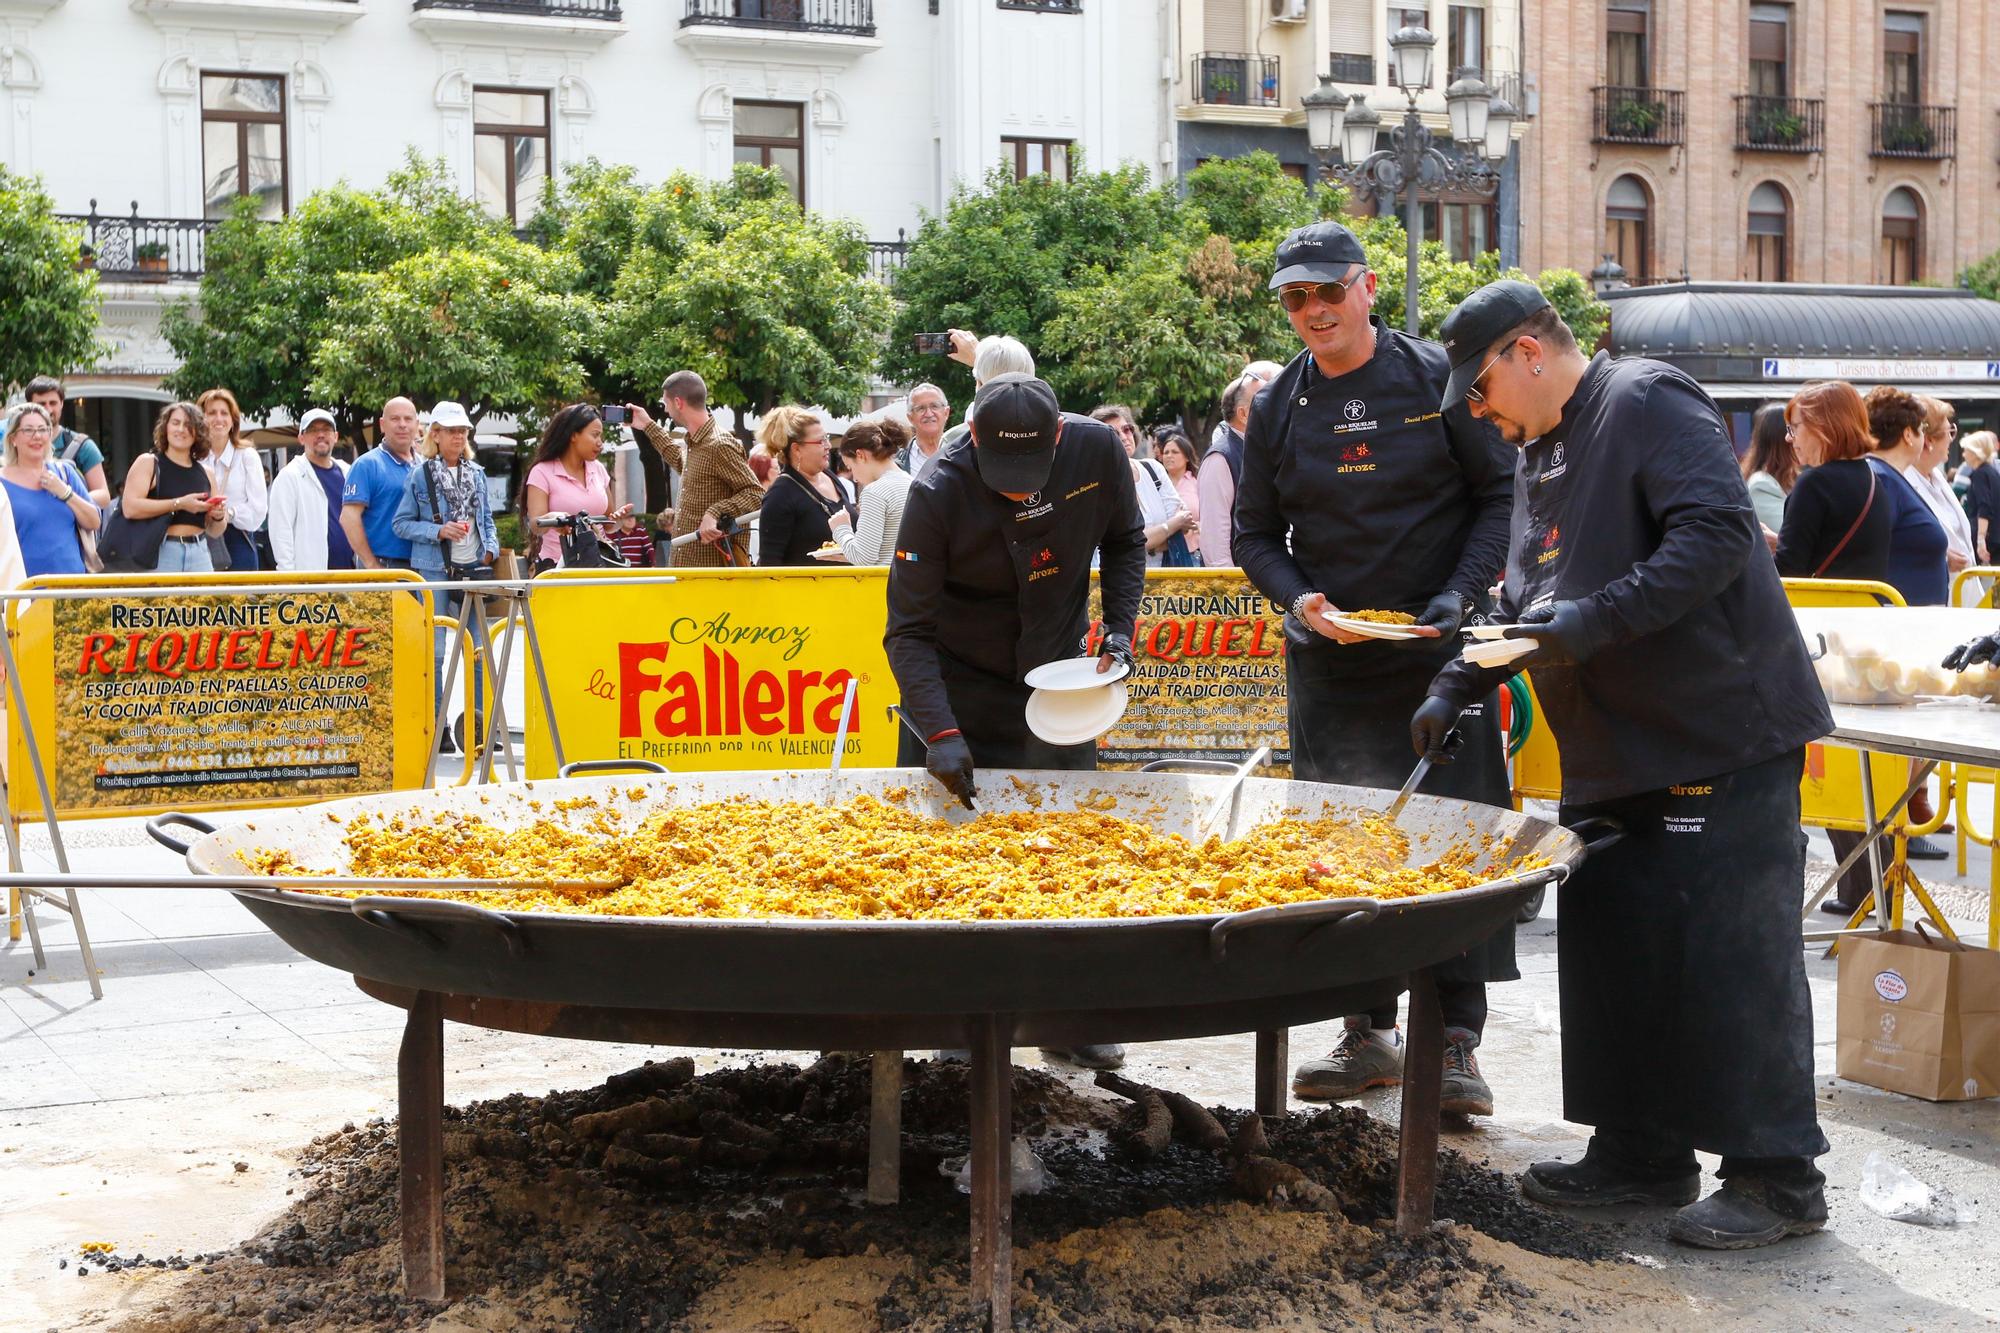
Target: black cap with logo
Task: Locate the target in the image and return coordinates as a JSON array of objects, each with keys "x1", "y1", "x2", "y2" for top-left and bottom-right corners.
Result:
[
  {"x1": 970, "y1": 373, "x2": 1063, "y2": 494},
  {"x1": 1268, "y1": 221, "x2": 1369, "y2": 290},
  {"x1": 1439, "y1": 279, "x2": 1552, "y2": 409}
]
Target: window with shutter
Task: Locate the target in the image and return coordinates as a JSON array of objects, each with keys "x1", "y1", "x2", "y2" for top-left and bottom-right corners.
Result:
[
  {"x1": 1606, "y1": 0, "x2": 1649, "y2": 87},
  {"x1": 1748, "y1": 4, "x2": 1789, "y2": 96},
  {"x1": 1883, "y1": 11, "x2": 1923, "y2": 103},
  {"x1": 1203, "y1": 0, "x2": 1247, "y2": 52}
]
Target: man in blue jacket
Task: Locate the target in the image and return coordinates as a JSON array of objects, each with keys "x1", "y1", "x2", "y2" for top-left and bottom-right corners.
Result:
[{"x1": 1416, "y1": 280, "x2": 1832, "y2": 1249}]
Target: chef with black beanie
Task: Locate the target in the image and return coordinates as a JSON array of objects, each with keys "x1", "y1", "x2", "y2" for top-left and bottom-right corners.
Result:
[
  {"x1": 1232, "y1": 220, "x2": 1518, "y2": 1117},
  {"x1": 885, "y1": 372, "x2": 1145, "y2": 1070},
  {"x1": 1416, "y1": 279, "x2": 1833, "y2": 1249}
]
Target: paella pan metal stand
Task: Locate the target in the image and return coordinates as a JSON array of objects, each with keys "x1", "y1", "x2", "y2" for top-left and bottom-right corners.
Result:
[{"x1": 146, "y1": 767, "x2": 1580, "y2": 1333}]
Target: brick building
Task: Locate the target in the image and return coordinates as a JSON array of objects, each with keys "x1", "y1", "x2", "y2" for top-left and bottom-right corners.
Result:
[{"x1": 1522, "y1": 1, "x2": 1997, "y2": 286}]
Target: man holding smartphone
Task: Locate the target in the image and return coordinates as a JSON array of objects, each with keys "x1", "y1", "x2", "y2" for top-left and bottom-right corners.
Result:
[{"x1": 629, "y1": 371, "x2": 763, "y2": 567}]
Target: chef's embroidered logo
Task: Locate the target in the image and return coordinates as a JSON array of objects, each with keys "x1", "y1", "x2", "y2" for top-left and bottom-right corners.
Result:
[
  {"x1": 1032, "y1": 547, "x2": 1055, "y2": 568},
  {"x1": 1014, "y1": 491, "x2": 1052, "y2": 521},
  {"x1": 1536, "y1": 524, "x2": 1562, "y2": 566},
  {"x1": 1337, "y1": 441, "x2": 1376, "y2": 474},
  {"x1": 1539, "y1": 441, "x2": 1567, "y2": 484},
  {"x1": 1028, "y1": 547, "x2": 1061, "y2": 582},
  {"x1": 1343, "y1": 399, "x2": 1367, "y2": 421}
]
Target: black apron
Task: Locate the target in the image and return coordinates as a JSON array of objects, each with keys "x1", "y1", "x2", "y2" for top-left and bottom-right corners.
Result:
[
  {"x1": 894, "y1": 657, "x2": 1097, "y2": 772},
  {"x1": 1557, "y1": 747, "x2": 1827, "y2": 1161},
  {"x1": 1288, "y1": 639, "x2": 1517, "y2": 991}
]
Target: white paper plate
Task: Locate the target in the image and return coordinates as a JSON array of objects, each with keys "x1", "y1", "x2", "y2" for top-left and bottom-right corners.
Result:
[
  {"x1": 1324, "y1": 612, "x2": 1428, "y2": 640},
  {"x1": 809, "y1": 547, "x2": 849, "y2": 563},
  {"x1": 1465, "y1": 622, "x2": 1518, "y2": 641},
  {"x1": 1461, "y1": 637, "x2": 1538, "y2": 668},
  {"x1": 1024, "y1": 656, "x2": 1133, "y2": 691},
  {"x1": 1025, "y1": 681, "x2": 1129, "y2": 745}
]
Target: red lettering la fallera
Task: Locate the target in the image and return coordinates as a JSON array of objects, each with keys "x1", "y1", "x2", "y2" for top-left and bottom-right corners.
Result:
[{"x1": 618, "y1": 642, "x2": 858, "y2": 740}]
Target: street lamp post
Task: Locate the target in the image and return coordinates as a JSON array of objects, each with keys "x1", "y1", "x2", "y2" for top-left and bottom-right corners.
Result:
[{"x1": 1303, "y1": 29, "x2": 1513, "y2": 336}]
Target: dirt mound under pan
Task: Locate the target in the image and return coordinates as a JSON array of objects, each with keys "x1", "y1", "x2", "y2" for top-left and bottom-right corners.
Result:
[{"x1": 101, "y1": 1056, "x2": 1678, "y2": 1332}]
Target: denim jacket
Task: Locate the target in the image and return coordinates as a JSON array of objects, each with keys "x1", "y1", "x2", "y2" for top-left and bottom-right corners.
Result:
[{"x1": 391, "y1": 455, "x2": 500, "y2": 575}]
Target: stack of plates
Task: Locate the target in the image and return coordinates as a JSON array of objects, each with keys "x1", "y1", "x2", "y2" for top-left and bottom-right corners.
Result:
[
  {"x1": 1323, "y1": 612, "x2": 1430, "y2": 641},
  {"x1": 1023, "y1": 657, "x2": 1132, "y2": 745},
  {"x1": 1461, "y1": 624, "x2": 1538, "y2": 668}
]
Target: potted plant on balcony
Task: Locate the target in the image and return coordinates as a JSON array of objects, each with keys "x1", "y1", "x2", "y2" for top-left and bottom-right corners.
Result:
[
  {"x1": 1752, "y1": 108, "x2": 1806, "y2": 147},
  {"x1": 76, "y1": 242, "x2": 96, "y2": 272},
  {"x1": 1609, "y1": 97, "x2": 1664, "y2": 140},
  {"x1": 1881, "y1": 113, "x2": 1934, "y2": 153},
  {"x1": 135, "y1": 241, "x2": 169, "y2": 277}
]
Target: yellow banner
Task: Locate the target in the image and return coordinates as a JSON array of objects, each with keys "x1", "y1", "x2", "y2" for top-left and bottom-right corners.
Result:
[
  {"x1": 8, "y1": 572, "x2": 434, "y2": 819},
  {"x1": 1088, "y1": 570, "x2": 1291, "y2": 768},
  {"x1": 523, "y1": 568, "x2": 898, "y2": 777}
]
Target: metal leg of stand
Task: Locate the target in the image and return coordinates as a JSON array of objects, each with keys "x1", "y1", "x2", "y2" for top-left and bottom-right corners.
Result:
[
  {"x1": 2, "y1": 799, "x2": 43, "y2": 967},
  {"x1": 1395, "y1": 968, "x2": 1443, "y2": 1237},
  {"x1": 400, "y1": 991, "x2": 446, "y2": 1301},
  {"x1": 868, "y1": 1050, "x2": 902, "y2": 1206},
  {"x1": 967, "y1": 1014, "x2": 1013, "y2": 1332},
  {"x1": 1254, "y1": 1028, "x2": 1288, "y2": 1117}
]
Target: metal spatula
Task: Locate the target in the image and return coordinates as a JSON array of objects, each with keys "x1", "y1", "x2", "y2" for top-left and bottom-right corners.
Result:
[{"x1": 1382, "y1": 755, "x2": 1433, "y2": 825}]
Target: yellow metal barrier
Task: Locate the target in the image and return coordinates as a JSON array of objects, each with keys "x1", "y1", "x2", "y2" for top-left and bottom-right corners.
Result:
[{"x1": 1946, "y1": 566, "x2": 2000, "y2": 945}]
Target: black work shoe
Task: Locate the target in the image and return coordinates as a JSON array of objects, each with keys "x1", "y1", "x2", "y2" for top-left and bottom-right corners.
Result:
[
  {"x1": 1522, "y1": 1145, "x2": 1700, "y2": 1208},
  {"x1": 1906, "y1": 835, "x2": 1949, "y2": 861},
  {"x1": 1819, "y1": 895, "x2": 1866, "y2": 917},
  {"x1": 1669, "y1": 1176, "x2": 1828, "y2": 1249},
  {"x1": 1439, "y1": 1028, "x2": 1494, "y2": 1117}
]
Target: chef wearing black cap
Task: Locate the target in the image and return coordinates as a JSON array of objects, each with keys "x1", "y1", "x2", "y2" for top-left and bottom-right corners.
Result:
[
  {"x1": 885, "y1": 373, "x2": 1146, "y2": 802},
  {"x1": 1416, "y1": 279, "x2": 1833, "y2": 1249},
  {"x1": 1232, "y1": 221, "x2": 1517, "y2": 1116}
]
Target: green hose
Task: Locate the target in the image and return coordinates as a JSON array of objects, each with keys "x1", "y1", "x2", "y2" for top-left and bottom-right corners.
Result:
[{"x1": 1505, "y1": 674, "x2": 1534, "y2": 758}]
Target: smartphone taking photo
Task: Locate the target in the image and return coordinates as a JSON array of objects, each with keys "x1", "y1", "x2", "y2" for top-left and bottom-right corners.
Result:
[
  {"x1": 912, "y1": 332, "x2": 953, "y2": 356},
  {"x1": 600, "y1": 405, "x2": 629, "y2": 427}
]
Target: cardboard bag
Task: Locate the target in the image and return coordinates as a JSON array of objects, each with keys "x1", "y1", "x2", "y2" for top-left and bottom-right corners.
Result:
[{"x1": 1837, "y1": 928, "x2": 2000, "y2": 1102}]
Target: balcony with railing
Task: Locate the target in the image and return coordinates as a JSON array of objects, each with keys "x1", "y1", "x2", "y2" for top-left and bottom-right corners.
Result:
[
  {"x1": 1870, "y1": 102, "x2": 1955, "y2": 159},
  {"x1": 1191, "y1": 53, "x2": 1280, "y2": 108},
  {"x1": 1327, "y1": 51, "x2": 1375, "y2": 86},
  {"x1": 1591, "y1": 85, "x2": 1685, "y2": 146},
  {"x1": 866, "y1": 231, "x2": 908, "y2": 286},
  {"x1": 59, "y1": 204, "x2": 217, "y2": 283},
  {"x1": 413, "y1": 0, "x2": 621, "y2": 16},
  {"x1": 681, "y1": 0, "x2": 873, "y2": 36},
  {"x1": 1733, "y1": 95, "x2": 1823, "y2": 153}
]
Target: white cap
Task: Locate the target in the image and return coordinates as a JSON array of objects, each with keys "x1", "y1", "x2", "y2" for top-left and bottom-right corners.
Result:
[
  {"x1": 430, "y1": 400, "x2": 472, "y2": 429},
  {"x1": 298, "y1": 408, "x2": 337, "y2": 430}
]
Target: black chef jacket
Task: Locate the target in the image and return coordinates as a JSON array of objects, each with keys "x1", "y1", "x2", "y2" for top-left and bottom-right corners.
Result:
[
  {"x1": 1430, "y1": 352, "x2": 1833, "y2": 804},
  {"x1": 884, "y1": 415, "x2": 1146, "y2": 744},
  {"x1": 1233, "y1": 318, "x2": 1514, "y2": 678}
]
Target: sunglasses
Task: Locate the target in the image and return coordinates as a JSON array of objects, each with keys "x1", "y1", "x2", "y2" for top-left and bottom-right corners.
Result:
[
  {"x1": 1277, "y1": 270, "x2": 1364, "y2": 313},
  {"x1": 1464, "y1": 339, "x2": 1520, "y2": 406}
]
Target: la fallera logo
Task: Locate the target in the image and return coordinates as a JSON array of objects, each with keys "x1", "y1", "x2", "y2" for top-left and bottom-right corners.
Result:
[{"x1": 619, "y1": 641, "x2": 858, "y2": 739}]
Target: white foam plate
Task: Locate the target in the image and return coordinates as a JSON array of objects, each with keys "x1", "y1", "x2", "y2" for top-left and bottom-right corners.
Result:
[
  {"x1": 1025, "y1": 681, "x2": 1129, "y2": 745},
  {"x1": 1024, "y1": 656, "x2": 1133, "y2": 691},
  {"x1": 1465, "y1": 622, "x2": 1518, "y2": 641},
  {"x1": 1461, "y1": 637, "x2": 1538, "y2": 668},
  {"x1": 1324, "y1": 612, "x2": 1429, "y2": 640},
  {"x1": 810, "y1": 546, "x2": 849, "y2": 563}
]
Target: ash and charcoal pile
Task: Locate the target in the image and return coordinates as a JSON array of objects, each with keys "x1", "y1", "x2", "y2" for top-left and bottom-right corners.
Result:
[{"x1": 112, "y1": 1055, "x2": 1647, "y2": 1333}]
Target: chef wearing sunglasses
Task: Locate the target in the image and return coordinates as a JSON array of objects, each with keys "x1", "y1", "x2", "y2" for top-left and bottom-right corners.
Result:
[{"x1": 1230, "y1": 220, "x2": 1518, "y2": 1118}]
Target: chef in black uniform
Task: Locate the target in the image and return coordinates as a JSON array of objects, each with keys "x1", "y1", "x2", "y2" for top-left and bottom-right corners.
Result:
[
  {"x1": 1233, "y1": 221, "x2": 1517, "y2": 1115},
  {"x1": 885, "y1": 373, "x2": 1146, "y2": 1069},
  {"x1": 1416, "y1": 280, "x2": 1833, "y2": 1249}
]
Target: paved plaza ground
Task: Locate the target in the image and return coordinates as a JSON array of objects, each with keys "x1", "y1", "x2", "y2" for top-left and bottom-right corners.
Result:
[{"x1": 3, "y1": 810, "x2": 1997, "y2": 1330}]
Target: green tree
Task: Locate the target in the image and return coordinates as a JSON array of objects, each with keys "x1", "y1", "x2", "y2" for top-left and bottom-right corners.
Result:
[
  {"x1": 602, "y1": 165, "x2": 892, "y2": 420},
  {"x1": 881, "y1": 161, "x2": 1181, "y2": 403},
  {"x1": 308, "y1": 237, "x2": 592, "y2": 425},
  {"x1": 0, "y1": 166, "x2": 103, "y2": 393},
  {"x1": 163, "y1": 153, "x2": 505, "y2": 441}
]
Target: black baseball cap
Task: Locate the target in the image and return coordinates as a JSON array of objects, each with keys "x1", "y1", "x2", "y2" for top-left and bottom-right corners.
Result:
[
  {"x1": 1439, "y1": 279, "x2": 1551, "y2": 408},
  {"x1": 1268, "y1": 221, "x2": 1368, "y2": 289},
  {"x1": 970, "y1": 374, "x2": 1062, "y2": 494}
]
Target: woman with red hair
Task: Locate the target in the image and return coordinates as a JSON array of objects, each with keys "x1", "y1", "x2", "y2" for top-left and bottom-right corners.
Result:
[{"x1": 1773, "y1": 381, "x2": 1893, "y2": 580}]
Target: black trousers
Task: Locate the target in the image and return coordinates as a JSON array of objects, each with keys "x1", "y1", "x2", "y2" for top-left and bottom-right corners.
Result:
[
  {"x1": 894, "y1": 660, "x2": 1097, "y2": 773},
  {"x1": 1287, "y1": 644, "x2": 1516, "y2": 1035},
  {"x1": 1558, "y1": 747, "x2": 1828, "y2": 1172}
]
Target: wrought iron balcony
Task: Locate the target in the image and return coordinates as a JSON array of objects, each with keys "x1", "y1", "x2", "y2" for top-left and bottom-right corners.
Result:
[
  {"x1": 413, "y1": 0, "x2": 622, "y2": 16},
  {"x1": 681, "y1": 0, "x2": 873, "y2": 35},
  {"x1": 1591, "y1": 85, "x2": 1685, "y2": 146},
  {"x1": 866, "y1": 231, "x2": 907, "y2": 286},
  {"x1": 1734, "y1": 95, "x2": 1823, "y2": 153},
  {"x1": 1192, "y1": 52, "x2": 1280, "y2": 108},
  {"x1": 58, "y1": 203, "x2": 217, "y2": 282},
  {"x1": 998, "y1": 0, "x2": 1081, "y2": 11},
  {"x1": 1870, "y1": 102, "x2": 1955, "y2": 159},
  {"x1": 1327, "y1": 52, "x2": 1375, "y2": 86}
]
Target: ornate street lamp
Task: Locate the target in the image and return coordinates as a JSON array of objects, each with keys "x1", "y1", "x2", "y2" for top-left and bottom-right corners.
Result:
[{"x1": 1305, "y1": 27, "x2": 1506, "y2": 336}]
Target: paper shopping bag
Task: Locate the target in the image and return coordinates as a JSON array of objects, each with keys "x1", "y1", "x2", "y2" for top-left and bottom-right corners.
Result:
[{"x1": 1837, "y1": 927, "x2": 2000, "y2": 1102}]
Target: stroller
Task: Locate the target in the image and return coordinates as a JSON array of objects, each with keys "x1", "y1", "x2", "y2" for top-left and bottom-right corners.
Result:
[{"x1": 534, "y1": 511, "x2": 630, "y2": 568}]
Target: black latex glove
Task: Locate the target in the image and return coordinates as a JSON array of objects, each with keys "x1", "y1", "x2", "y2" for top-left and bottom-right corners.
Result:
[
  {"x1": 1502, "y1": 600, "x2": 1591, "y2": 670},
  {"x1": 1414, "y1": 590, "x2": 1469, "y2": 640},
  {"x1": 1409, "y1": 696, "x2": 1467, "y2": 763},
  {"x1": 1099, "y1": 631, "x2": 1136, "y2": 674},
  {"x1": 926, "y1": 734, "x2": 977, "y2": 810},
  {"x1": 1944, "y1": 631, "x2": 2000, "y2": 672}
]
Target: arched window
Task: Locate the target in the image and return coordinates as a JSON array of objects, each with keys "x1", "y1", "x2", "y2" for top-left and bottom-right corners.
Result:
[
  {"x1": 1745, "y1": 182, "x2": 1789, "y2": 282},
  {"x1": 1604, "y1": 174, "x2": 1651, "y2": 285},
  {"x1": 1882, "y1": 188, "x2": 1923, "y2": 284}
]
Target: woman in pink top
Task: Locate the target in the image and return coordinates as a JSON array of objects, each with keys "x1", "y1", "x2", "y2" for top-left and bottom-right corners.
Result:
[
  {"x1": 522, "y1": 404, "x2": 632, "y2": 570},
  {"x1": 1155, "y1": 429, "x2": 1202, "y2": 562}
]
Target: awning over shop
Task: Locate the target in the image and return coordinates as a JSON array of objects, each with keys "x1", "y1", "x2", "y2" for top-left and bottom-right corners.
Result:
[{"x1": 1603, "y1": 281, "x2": 2000, "y2": 400}]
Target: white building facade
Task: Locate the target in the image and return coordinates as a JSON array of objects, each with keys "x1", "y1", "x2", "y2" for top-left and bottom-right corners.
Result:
[{"x1": 1, "y1": 0, "x2": 1168, "y2": 448}]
